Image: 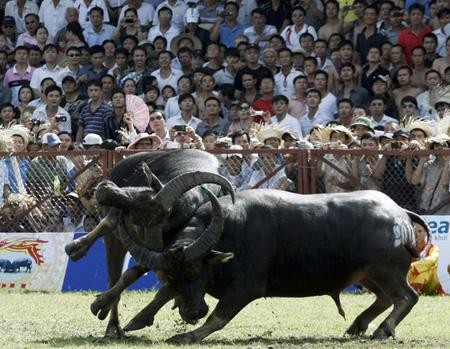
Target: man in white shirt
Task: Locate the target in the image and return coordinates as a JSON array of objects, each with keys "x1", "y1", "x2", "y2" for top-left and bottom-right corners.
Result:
[
  {"x1": 38, "y1": 0, "x2": 74, "y2": 38},
  {"x1": 274, "y1": 48, "x2": 303, "y2": 97},
  {"x1": 147, "y1": 6, "x2": 179, "y2": 48},
  {"x1": 166, "y1": 93, "x2": 201, "y2": 130},
  {"x1": 269, "y1": 95, "x2": 302, "y2": 139},
  {"x1": 83, "y1": 6, "x2": 115, "y2": 47},
  {"x1": 30, "y1": 44, "x2": 64, "y2": 96},
  {"x1": 299, "y1": 88, "x2": 333, "y2": 137},
  {"x1": 151, "y1": 50, "x2": 183, "y2": 92},
  {"x1": 16, "y1": 13, "x2": 40, "y2": 47},
  {"x1": 118, "y1": 0, "x2": 154, "y2": 30},
  {"x1": 369, "y1": 96, "x2": 397, "y2": 128},
  {"x1": 313, "y1": 70, "x2": 337, "y2": 118},
  {"x1": 153, "y1": 0, "x2": 187, "y2": 31},
  {"x1": 433, "y1": 8, "x2": 450, "y2": 57},
  {"x1": 4, "y1": 0, "x2": 39, "y2": 34},
  {"x1": 243, "y1": 8, "x2": 277, "y2": 49},
  {"x1": 73, "y1": 0, "x2": 110, "y2": 29}
]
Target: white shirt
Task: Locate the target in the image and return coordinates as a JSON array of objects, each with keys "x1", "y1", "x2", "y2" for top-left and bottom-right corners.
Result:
[
  {"x1": 153, "y1": 0, "x2": 188, "y2": 31},
  {"x1": 166, "y1": 114, "x2": 202, "y2": 130},
  {"x1": 73, "y1": 0, "x2": 110, "y2": 29},
  {"x1": 119, "y1": 3, "x2": 155, "y2": 27},
  {"x1": 433, "y1": 24, "x2": 450, "y2": 58},
  {"x1": 280, "y1": 24, "x2": 317, "y2": 51},
  {"x1": 164, "y1": 95, "x2": 181, "y2": 119},
  {"x1": 274, "y1": 67, "x2": 303, "y2": 97},
  {"x1": 243, "y1": 25, "x2": 277, "y2": 49},
  {"x1": 271, "y1": 113, "x2": 302, "y2": 139},
  {"x1": 38, "y1": 0, "x2": 74, "y2": 37},
  {"x1": 4, "y1": 0, "x2": 39, "y2": 34},
  {"x1": 370, "y1": 114, "x2": 397, "y2": 128},
  {"x1": 151, "y1": 68, "x2": 183, "y2": 92},
  {"x1": 417, "y1": 90, "x2": 437, "y2": 120},
  {"x1": 318, "y1": 92, "x2": 337, "y2": 119},
  {"x1": 147, "y1": 25, "x2": 180, "y2": 48},
  {"x1": 30, "y1": 64, "x2": 64, "y2": 91},
  {"x1": 299, "y1": 109, "x2": 333, "y2": 136},
  {"x1": 32, "y1": 105, "x2": 72, "y2": 133},
  {"x1": 83, "y1": 23, "x2": 116, "y2": 46}
]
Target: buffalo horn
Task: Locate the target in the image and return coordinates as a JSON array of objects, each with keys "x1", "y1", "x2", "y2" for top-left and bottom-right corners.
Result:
[
  {"x1": 153, "y1": 171, "x2": 235, "y2": 213},
  {"x1": 116, "y1": 213, "x2": 165, "y2": 270},
  {"x1": 141, "y1": 162, "x2": 164, "y2": 191},
  {"x1": 183, "y1": 188, "x2": 224, "y2": 262},
  {"x1": 96, "y1": 180, "x2": 133, "y2": 207}
]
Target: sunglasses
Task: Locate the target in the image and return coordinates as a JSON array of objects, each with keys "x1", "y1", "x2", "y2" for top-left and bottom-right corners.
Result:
[{"x1": 150, "y1": 115, "x2": 163, "y2": 121}]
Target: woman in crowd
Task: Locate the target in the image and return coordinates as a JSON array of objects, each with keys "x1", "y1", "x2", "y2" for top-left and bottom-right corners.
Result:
[{"x1": 17, "y1": 86, "x2": 34, "y2": 115}]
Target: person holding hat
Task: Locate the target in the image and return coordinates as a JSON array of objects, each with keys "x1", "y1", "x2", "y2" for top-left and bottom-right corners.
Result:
[{"x1": 411, "y1": 135, "x2": 450, "y2": 216}]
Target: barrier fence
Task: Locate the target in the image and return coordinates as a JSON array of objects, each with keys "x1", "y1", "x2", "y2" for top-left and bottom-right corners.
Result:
[
  {"x1": 1, "y1": 148, "x2": 450, "y2": 292},
  {"x1": 2, "y1": 148, "x2": 450, "y2": 233}
]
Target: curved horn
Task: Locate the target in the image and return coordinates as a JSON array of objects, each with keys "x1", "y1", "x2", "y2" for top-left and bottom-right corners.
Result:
[
  {"x1": 96, "y1": 180, "x2": 133, "y2": 208},
  {"x1": 183, "y1": 188, "x2": 224, "y2": 262},
  {"x1": 154, "y1": 171, "x2": 235, "y2": 213},
  {"x1": 141, "y1": 162, "x2": 164, "y2": 191},
  {"x1": 116, "y1": 213, "x2": 166, "y2": 270}
]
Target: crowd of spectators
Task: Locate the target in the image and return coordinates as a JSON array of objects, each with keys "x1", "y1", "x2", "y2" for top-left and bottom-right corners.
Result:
[{"x1": 0, "y1": 0, "x2": 450, "y2": 231}]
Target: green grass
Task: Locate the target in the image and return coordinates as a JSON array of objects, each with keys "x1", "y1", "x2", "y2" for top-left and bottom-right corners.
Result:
[{"x1": 0, "y1": 291, "x2": 448, "y2": 348}]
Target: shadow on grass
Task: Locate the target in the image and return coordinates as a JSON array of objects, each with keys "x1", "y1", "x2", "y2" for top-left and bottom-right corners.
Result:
[{"x1": 33, "y1": 335, "x2": 158, "y2": 347}]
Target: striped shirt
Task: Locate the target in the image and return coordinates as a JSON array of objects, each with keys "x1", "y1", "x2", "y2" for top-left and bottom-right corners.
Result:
[{"x1": 79, "y1": 101, "x2": 112, "y2": 139}]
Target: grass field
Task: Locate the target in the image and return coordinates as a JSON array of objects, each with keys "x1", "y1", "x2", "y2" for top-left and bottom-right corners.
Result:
[{"x1": 0, "y1": 291, "x2": 448, "y2": 349}]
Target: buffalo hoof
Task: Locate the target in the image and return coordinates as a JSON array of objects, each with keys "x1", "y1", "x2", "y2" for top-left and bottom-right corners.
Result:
[
  {"x1": 166, "y1": 333, "x2": 199, "y2": 345},
  {"x1": 91, "y1": 295, "x2": 114, "y2": 320},
  {"x1": 371, "y1": 326, "x2": 395, "y2": 340},
  {"x1": 345, "y1": 323, "x2": 366, "y2": 336},
  {"x1": 65, "y1": 241, "x2": 87, "y2": 261},
  {"x1": 123, "y1": 314, "x2": 154, "y2": 332},
  {"x1": 104, "y1": 322, "x2": 127, "y2": 339}
]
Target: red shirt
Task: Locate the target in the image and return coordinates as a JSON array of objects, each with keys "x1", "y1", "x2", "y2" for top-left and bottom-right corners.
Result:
[
  {"x1": 252, "y1": 98, "x2": 274, "y2": 123},
  {"x1": 398, "y1": 26, "x2": 432, "y2": 66}
]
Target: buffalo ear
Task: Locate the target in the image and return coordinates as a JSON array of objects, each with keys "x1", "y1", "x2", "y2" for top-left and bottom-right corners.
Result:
[{"x1": 206, "y1": 251, "x2": 234, "y2": 265}]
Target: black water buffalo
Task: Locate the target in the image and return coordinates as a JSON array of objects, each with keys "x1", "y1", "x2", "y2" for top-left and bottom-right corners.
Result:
[
  {"x1": 12, "y1": 258, "x2": 32, "y2": 272},
  {"x1": 0, "y1": 259, "x2": 11, "y2": 272},
  {"x1": 64, "y1": 150, "x2": 233, "y2": 337},
  {"x1": 110, "y1": 184, "x2": 426, "y2": 344}
]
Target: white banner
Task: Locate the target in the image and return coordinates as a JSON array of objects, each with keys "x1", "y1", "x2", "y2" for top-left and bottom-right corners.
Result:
[
  {"x1": 0, "y1": 233, "x2": 74, "y2": 292},
  {"x1": 423, "y1": 216, "x2": 450, "y2": 294}
]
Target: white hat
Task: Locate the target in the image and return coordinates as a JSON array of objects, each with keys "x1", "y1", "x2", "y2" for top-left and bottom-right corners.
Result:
[
  {"x1": 41, "y1": 132, "x2": 61, "y2": 147},
  {"x1": 82, "y1": 133, "x2": 103, "y2": 146},
  {"x1": 223, "y1": 144, "x2": 243, "y2": 159},
  {"x1": 185, "y1": 8, "x2": 200, "y2": 24}
]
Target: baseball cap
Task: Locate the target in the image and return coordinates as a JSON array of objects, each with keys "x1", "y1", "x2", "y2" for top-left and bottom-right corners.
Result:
[
  {"x1": 2, "y1": 16, "x2": 16, "y2": 26},
  {"x1": 82, "y1": 133, "x2": 103, "y2": 147},
  {"x1": 41, "y1": 133, "x2": 61, "y2": 147}
]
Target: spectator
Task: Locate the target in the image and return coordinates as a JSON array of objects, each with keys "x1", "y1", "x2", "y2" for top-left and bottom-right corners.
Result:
[
  {"x1": 3, "y1": 46, "x2": 34, "y2": 107},
  {"x1": 299, "y1": 88, "x2": 331, "y2": 137},
  {"x1": 147, "y1": 109, "x2": 169, "y2": 143},
  {"x1": 127, "y1": 132, "x2": 162, "y2": 150},
  {"x1": 83, "y1": 7, "x2": 116, "y2": 47},
  {"x1": 220, "y1": 144, "x2": 251, "y2": 191},
  {"x1": 29, "y1": 44, "x2": 63, "y2": 96},
  {"x1": 28, "y1": 77, "x2": 55, "y2": 108},
  {"x1": 411, "y1": 46, "x2": 429, "y2": 89},
  {"x1": 104, "y1": 89, "x2": 137, "y2": 144},
  {"x1": 265, "y1": 95, "x2": 301, "y2": 138},
  {"x1": 243, "y1": 8, "x2": 277, "y2": 50},
  {"x1": 76, "y1": 80, "x2": 112, "y2": 142},
  {"x1": 60, "y1": 22, "x2": 87, "y2": 50},
  {"x1": 352, "y1": 131, "x2": 380, "y2": 190},
  {"x1": 313, "y1": 70, "x2": 337, "y2": 118},
  {"x1": 153, "y1": 0, "x2": 188, "y2": 32},
  {"x1": 274, "y1": 48, "x2": 303, "y2": 98},
  {"x1": 1, "y1": 16, "x2": 18, "y2": 48},
  {"x1": 100, "y1": 74, "x2": 116, "y2": 105},
  {"x1": 209, "y1": 1, "x2": 244, "y2": 48},
  {"x1": 239, "y1": 71, "x2": 260, "y2": 106},
  {"x1": 113, "y1": 7, "x2": 146, "y2": 44},
  {"x1": 336, "y1": 98, "x2": 354, "y2": 129},
  {"x1": 253, "y1": 76, "x2": 275, "y2": 115},
  {"x1": 16, "y1": 13, "x2": 40, "y2": 47},
  {"x1": 53, "y1": 7, "x2": 80, "y2": 47},
  {"x1": 431, "y1": 36, "x2": 450, "y2": 77},
  {"x1": 4, "y1": 0, "x2": 39, "y2": 35},
  {"x1": 150, "y1": 50, "x2": 183, "y2": 93},
  {"x1": 356, "y1": 5, "x2": 387, "y2": 65},
  {"x1": 32, "y1": 85, "x2": 71, "y2": 133},
  {"x1": 369, "y1": 95, "x2": 397, "y2": 127},
  {"x1": 118, "y1": 0, "x2": 154, "y2": 31},
  {"x1": 318, "y1": 1, "x2": 342, "y2": 40},
  {"x1": 148, "y1": 7, "x2": 180, "y2": 49},
  {"x1": 196, "y1": 96, "x2": 228, "y2": 137},
  {"x1": 17, "y1": 86, "x2": 34, "y2": 115},
  {"x1": 336, "y1": 62, "x2": 369, "y2": 107},
  {"x1": 74, "y1": 0, "x2": 110, "y2": 30},
  {"x1": 58, "y1": 130, "x2": 73, "y2": 151},
  {"x1": 392, "y1": 65, "x2": 423, "y2": 111},
  {"x1": 166, "y1": 93, "x2": 201, "y2": 130},
  {"x1": 27, "y1": 46, "x2": 42, "y2": 68},
  {"x1": 78, "y1": 45, "x2": 109, "y2": 86},
  {"x1": 280, "y1": 6, "x2": 317, "y2": 52},
  {"x1": 38, "y1": 0, "x2": 73, "y2": 38},
  {"x1": 361, "y1": 46, "x2": 390, "y2": 92},
  {"x1": 423, "y1": 33, "x2": 441, "y2": 68},
  {"x1": 0, "y1": 103, "x2": 19, "y2": 129},
  {"x1": 288, "y1": 75, "x2": 307, "y2": 120},
  {"x1": 398, "y1": 4, "x2": 432, "y2": 66}
]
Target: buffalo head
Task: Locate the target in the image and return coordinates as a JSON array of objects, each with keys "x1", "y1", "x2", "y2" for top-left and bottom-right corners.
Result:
[
  {"x1": 95, "y1": 167, "x2": 235, "y2": 251},
  {"x1": 115, "y1": 187, "x2": 234, "y2": 323}
]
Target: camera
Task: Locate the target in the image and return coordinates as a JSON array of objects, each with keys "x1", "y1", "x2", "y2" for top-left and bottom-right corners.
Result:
[
  {"x1": 391, "y1": 141, "x2": 403, "y2": 149},
  {"x1": 32, "y1": 119, "x2": 43, "y2": 126},
  {"x1": 252, "y1": 110, "x2": 264, "y2": 116},
  {"x1": 173, "y1": 125, "x2": 187, "y2": 133},
  {"x1": 345, "y1": 5, "x2": 354, "y2": 10},
  {"x1": 125, "y1": 18, "x2": 134, "y2": 23},
  {"x1": 55, "y1": 115, "x2": 67, "y2": 122}
]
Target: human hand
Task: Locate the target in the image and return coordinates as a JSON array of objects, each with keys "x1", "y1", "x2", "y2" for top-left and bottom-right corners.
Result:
[
  {"x1": 123, "y1": 112, "x2": 134, "y2": 126},
  {"x1": 185, "y1": 125, "x2": 196, "y2": 139}
]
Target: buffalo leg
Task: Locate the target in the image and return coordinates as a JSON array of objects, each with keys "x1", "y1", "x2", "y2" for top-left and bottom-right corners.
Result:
[
  {"x1": 103, "y1": 233, "x2": 128, "y2": 338},
  {"x1": 124, "y1": 285, "x2": 177, "y2": 332},
  {"x1": 370, "y1": 270, "x2": 418, "y2": 339},
  {"x1": 346, "y1": 278, "x2": 392, "y2": 336},
  {"x1": 166, "y1": 296, "x2": 252, "y2": 344},
  {"x1": 91, "y1": 265, "x2": 147, "y2": 320}
]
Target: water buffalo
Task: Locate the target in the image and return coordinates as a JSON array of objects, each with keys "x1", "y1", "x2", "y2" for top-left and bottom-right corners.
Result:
[
  {"x1": 64, "y1": 150, "x2": 233, "y2": 337},
  {"x1": 0, "y1": 259, "x2": 11, "y2": 272},
  {"x1": 111, "y1": 184, "x2": 427, "y2": 344},
  {"x1": 12, "y1": 258, "x2": 32, "y2": 272}
]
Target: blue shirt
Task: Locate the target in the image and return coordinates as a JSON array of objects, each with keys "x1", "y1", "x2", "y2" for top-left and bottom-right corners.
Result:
[
  {"x1": 219, "y1": 22, "x2": 244, "y2": 48},
  {"x1": 83, "y1": 24, "x2": 116, "y2": 47},
  {"x1": 79, "y1": 101, "x2": 113, "y2": 139}
]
